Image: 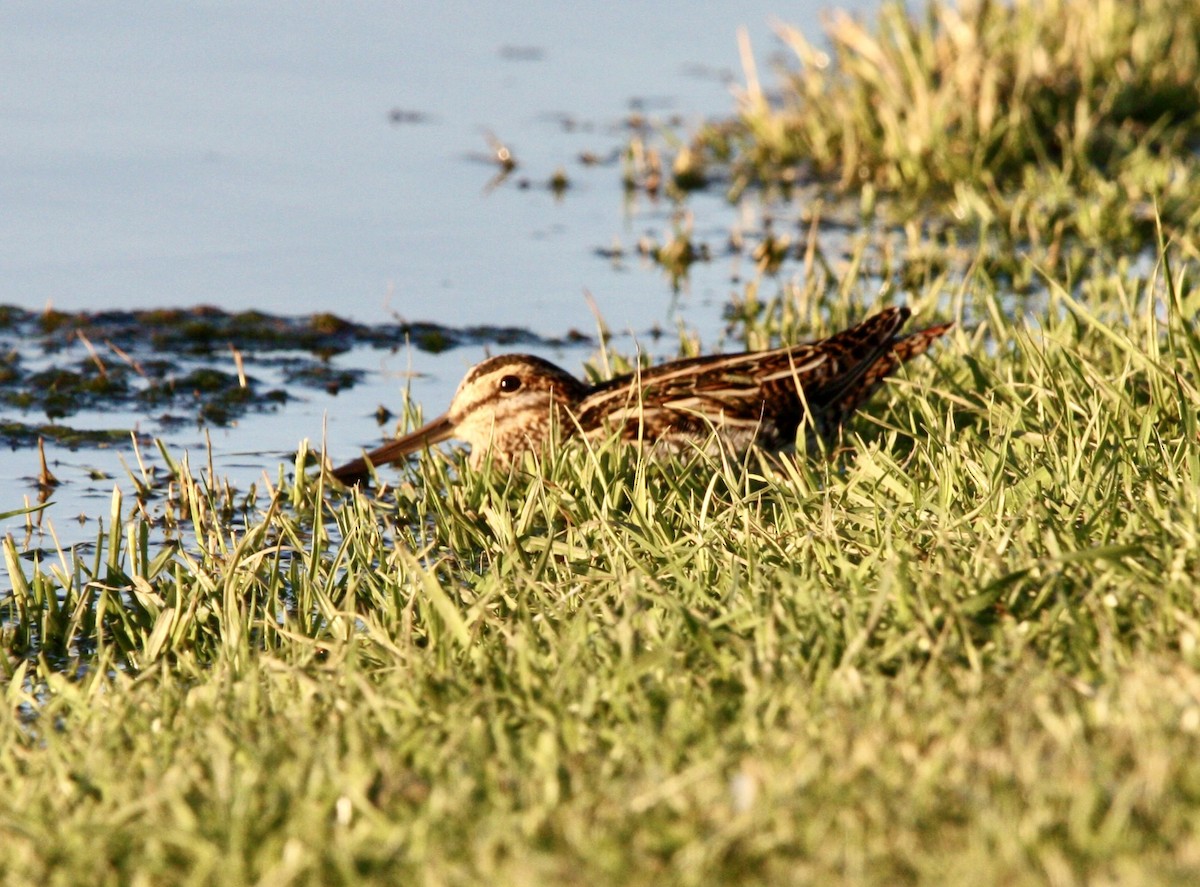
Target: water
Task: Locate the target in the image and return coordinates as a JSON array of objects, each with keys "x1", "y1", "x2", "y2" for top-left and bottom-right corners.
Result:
[{"x1": 0, "y1": 0, "x2": 872, "y2": 549}]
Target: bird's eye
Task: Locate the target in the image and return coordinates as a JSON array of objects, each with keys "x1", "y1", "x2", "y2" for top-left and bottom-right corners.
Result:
[{"x1": 498, "y1": 374, "x2": 522, "y2": 394}]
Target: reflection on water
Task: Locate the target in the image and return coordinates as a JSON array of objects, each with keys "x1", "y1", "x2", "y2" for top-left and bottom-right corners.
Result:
[{"x1": 0, "y1": 0, "x2": 872, "y2": 547}]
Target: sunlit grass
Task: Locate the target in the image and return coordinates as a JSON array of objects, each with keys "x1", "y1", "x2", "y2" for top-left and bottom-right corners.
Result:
[
  {"x1": 5, "y1": 233, "x2": 1200, "y2": 881},
  {"x1": 638, "y1": 0, "x2": 1200, "y2": 281}
]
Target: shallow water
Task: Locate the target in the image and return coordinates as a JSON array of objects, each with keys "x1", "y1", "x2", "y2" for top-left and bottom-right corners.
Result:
[{"x1": 0, "y1": 0, "x2": 872, "y2": 550}]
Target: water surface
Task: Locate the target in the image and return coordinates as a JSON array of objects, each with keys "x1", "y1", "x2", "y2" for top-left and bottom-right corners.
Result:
[{"x1": 0, "y1": 0, "x2": 871, "y2": 548}]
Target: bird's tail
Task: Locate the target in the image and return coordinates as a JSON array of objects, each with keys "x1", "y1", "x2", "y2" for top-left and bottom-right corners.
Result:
[{"x1": 815, "y1": 311, "x2": 953, "y2": 431}]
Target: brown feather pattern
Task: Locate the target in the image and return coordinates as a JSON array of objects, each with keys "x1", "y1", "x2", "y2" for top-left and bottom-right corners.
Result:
[{"x1": 331, "y1": 307, "x2": 951, "y2": 484}]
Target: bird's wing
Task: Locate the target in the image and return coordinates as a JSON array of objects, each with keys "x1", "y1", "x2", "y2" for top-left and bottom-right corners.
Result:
[{"x1": 574, "y1": 307, "x2": 912, "y2": 442}]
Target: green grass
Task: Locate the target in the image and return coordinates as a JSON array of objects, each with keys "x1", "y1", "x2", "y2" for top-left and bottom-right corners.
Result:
[
  {"x1": 5, "y1": 247, "x2": 1200, "y2": 884},
  {"x1": 6, "y1": 0, "x2": 1200, "y2": 883},
  {"x1": 636, "y1": 0, "x2": 1200, "y2": 283}
]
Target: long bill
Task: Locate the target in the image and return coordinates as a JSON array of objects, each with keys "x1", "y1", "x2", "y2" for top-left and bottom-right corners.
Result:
[{"x1": 330, "y1": 412, "x2": 456, "y2": 485}]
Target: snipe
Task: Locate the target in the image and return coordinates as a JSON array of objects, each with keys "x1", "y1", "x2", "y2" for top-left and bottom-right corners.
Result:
[{"x1": 330, "y1": 306, "x2": 951, "y2": 484}]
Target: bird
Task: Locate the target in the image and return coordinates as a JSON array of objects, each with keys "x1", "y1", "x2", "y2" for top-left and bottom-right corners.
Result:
[{"x1": 330, "y1": 306, "x2": 952, "y2": 484}]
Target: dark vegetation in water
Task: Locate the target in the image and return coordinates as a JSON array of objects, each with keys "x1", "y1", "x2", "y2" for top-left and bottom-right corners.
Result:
[
  {"x1": 0, "y1": 420, "x2": 132, "y2": 449},
  {"x1": 0, "y1": 305, "x2": 561, "y2": 357},
  {"x1": 0, "y1": 305, "x2": 582, "y2": 447}
]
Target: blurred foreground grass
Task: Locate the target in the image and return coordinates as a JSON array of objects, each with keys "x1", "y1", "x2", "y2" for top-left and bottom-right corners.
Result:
[{"x1": 5, "y1": 0, "x2": 1200, "y2": 883}]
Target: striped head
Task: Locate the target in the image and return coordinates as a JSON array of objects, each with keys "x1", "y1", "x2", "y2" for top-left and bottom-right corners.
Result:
[{"x1": 446, "y1": 354, "x2": 590, "y2": 468}]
